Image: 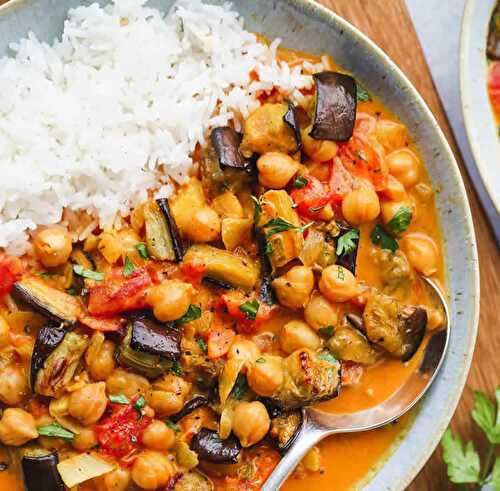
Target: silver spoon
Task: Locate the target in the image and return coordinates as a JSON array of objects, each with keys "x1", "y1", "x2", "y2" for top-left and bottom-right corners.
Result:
[{"x1": 262, "y1": 277, "x2": 450, "y2": 491}]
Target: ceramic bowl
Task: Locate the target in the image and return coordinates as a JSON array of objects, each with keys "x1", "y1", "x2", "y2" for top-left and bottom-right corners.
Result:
[
  {"x1": 0, "y1": 0, "x2": 480, "y2": 489},
  {"x1": 461, "y1": 0, "x2": 500, "y2": 213}
]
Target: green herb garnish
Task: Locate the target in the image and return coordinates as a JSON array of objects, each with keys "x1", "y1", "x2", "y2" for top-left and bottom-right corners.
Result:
[
  {"x1": 441, "y1": 387, "x2": 500, "y2": 489},
  {"x1": 356, "y1": 82, "x2": 372, "y2": 102},
  {"x1": 123, "y1": 256, "x2": 135, "y2": 277},
  {"x1": 239, "y1": 299, "x2": 260, "y2": 320},
  {"x1": 37, "y1": 422, "x2": 75, "y2": 441},
  {"x1": 66, "y1": 287, "x2": 77, "y2": 296},
  {"x1": 387, "y1": 206, "x2": 412, "y2": 235},
  {"x1": 318, "y1": 352, "x2": 337, "y2": 364},
  {"x1": 166, "y1": 420, "x2": 181, "y2": 432},
  {"x1": 293, "y1": 175, "x2": 309, "y2": 189},
  {"x1": 196, "y1": 338, "x2": 208, "y2": 353},
  {"x1": 264, "y1": 241, "x2": 273, "y2": 254},
  {"x1": 370, "y1": 224, "x2": 399, "y2": 252},
  {"x1": 38, "y1": 272, "x2": 56, "y2": 279},
  {"x1": 109, "y1": 394, "x2": 130, "y2": 405},
  {"x1": 263, "y1": 217, "x2": 313, "y2": 237},
  {"x1": 134, "y1": 395, "x2": 146, "y2": 411},
  {"x1": 255, "y1": 357, "x2": 266, "y2": 364},
  {"x1": 177, "y1": 304, "x2": 202, "y2": 324},
  {"x1": 232, "y1": 374, "x2": 248, "y2": 400},
  {"x1": 251, "y1": 195, "x2": 262, "y2": 226},
  {"x1": 319, "y1": 326, "x2": 334, "y2": 337},
  {"x1": 135, "y1": 243, "x2": 150, "y2": 260},
  {"x1": 171, "y1": 361, "x2": 183, "y2": 376},
  {"x1": 73, "y1": 264, "x2": 105, "y2": 281},
  {"x1": 336, "y1": 229, "x2": 359, "y2": 257}
]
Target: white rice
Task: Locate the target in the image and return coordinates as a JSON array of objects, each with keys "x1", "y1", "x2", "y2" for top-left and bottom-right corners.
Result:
[{"x1": 0, "y1": 0, "x2": 325, "y2": 255}]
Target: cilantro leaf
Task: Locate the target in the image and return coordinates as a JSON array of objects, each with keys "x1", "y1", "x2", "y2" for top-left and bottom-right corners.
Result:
[
  {"x1": 135, "y1": 243, "x2": 150, "y2": 260},
  {"x1": 134, "y1": 395, "x2": 146, "y2": 411},
  {"x1": 387, "y1": 206, "x2": 412, "y2": 235},
  {"x1": 472, "y1": 389, "x2": 500, "y2": 444},
  {"x1": 319, "y1": 326, "x2": 334, "y2": 337},
  {"x1": 336, "y1": 229, "x2": 359, "y2": 257},
  {"x1": 177, "y1": 304, "x2": 202, "y2": 324},
  {"x1": 123, "y1": 256, "x2": 135, "y2": 277},
  {"x1": 109, "y1": 394, "x2": 130, "y2": 405},
  {"x1": 171, "y1": 361, "x2": 183, "y2": 376},
  {"x1": 239, "y1": 299, "x2": 260, "y2": 320},
  {"x1": 166, "y1": 420, "x2": 180, "y2": 432},
  {"x1": 196, "y1": 338, "x2": 208, "y2": 353},
  {"x1": 441, "y1": 428, "x2": 481, "y2": 484},
  {"x1": 318, "y1": 352, "x2": 337, "y2": 364},
  {"x1": 251, "y1": 195, "x2": 262, "y2": 226},
  {"x1": 356, "y1": 82, "x2": 372, "y2": 102},
  {"x1": 263, "y1": 217, "x2": 313, "y2": 237},
  {"x1": 490, "y1": 456, "x2": 500, "y2": 490},
  {"x1": 293, "y1": 175, "x2": 309, "y2": 189},
  {"x1": 255, "y1": 357, "x2": 266, "y2": 364},
  {"x1": 232, "y1": 374, "x2": 248, "y2": 400},
  {"x1": 370, "y1": 224, "x2": 399, "y2": 252},
  {"x1": 73, "y1": 264, "x2": 104, "y2": 281},
  {"x1": 37, "y1": 422, "x2": 75, "y2": 441}
]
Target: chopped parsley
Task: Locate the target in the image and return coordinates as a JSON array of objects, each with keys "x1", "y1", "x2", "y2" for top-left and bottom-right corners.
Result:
[
  {"x1": 123, "y1": 256, "x2": 135, "y2": 277},
  {"x1": 166, "y1": 420, "x2": 181, "y2": 432},
  {"x1": 356, "y1": 82, "x2": 372, "y2": 102},
  {"x1": 263, "y1": 217, "x2": 313, "y2": 237},
  {"x1": 196, "y1": 338, "x2": 208, "y2": 353},
  {"x1": 336, "y1": 229, "x2": 359, "y2": 257},
  {"x1": 109, "y1": 394, "x2": 130, "y2": 405},
  {"x1": 239, "y1": 299, "x2": 260, "y2": 320},
  {"x1": 177, "y1": 304, "x2": 202, "y2": 324},
  {"x1": 318, "y1": 352, "x2": 337, "y2": 364},
  {"x1": 251, "y1": 195, "x2": 262, "y2": 225},
  {"x1": 255, "y1": 357, "x2": 266, "y2": 364},
  {"x1": 370, "y1": 224, "x2": 399, "y2": 252},
  {"x1": 37, "y1": 422, "x2": 75, "y2": 441},
  {"x1": 318, "y1": 326, "x2": 334, "y2": 337},
  {"x1": 134, "y1": 395, "x2": 146, "y2": 411},
  {"x1": 135, "y1": 243, "x2": 150, "y2": 260},
  {"x1": 66, "y1": 287, "x2": 77, "y2": 296},
  {"x1": 264, "y1": 241, "x2": 273, "y2": 254},
  {"x1": 293, "y1": 175, "x2": 309, "y2": 189},
  {"x1": 387, "y1": 206, "x2": 412, "y2": 235},
  {"x1": 73, "y1": 264, "x2": 104, "y2": 281},
  {"x1": 171, "y1": 361, "x2": 183, "y2": 376},
  {"x1": 232, "y1": 374, "x2": 248, "y2": 400}
]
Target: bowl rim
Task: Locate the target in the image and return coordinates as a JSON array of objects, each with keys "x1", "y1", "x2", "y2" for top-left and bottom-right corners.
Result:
[
  {"x1": 460, "y1": 0, "x2": 500, "y2": 214},
  {"x1": 0, "y1": 0, "x2": 480, "y2": 489}
]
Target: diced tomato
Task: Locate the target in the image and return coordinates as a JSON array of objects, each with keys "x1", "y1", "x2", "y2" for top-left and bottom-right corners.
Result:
[
  {"x1": 0, "y1": 255, "x2": 23, "y2": 297},
  {"x1": 95, "y1": 396, "x2": 151, "y2": 461},
  {"x1": 341, "y1": 361, "x2": 364, "y2": 386},
  {"x1": 79, "y1": 314, "x2": 124, "y2": 332},
  {"x1": 290, "y1": 175, "x2": 330, "y2": 218},
  {"x1": 180, "y1": 260, "x2": 207, "y2": 286},
  {"x1": 488, "y1": 61, "x2": 500, "y2": 111},
  {"x1": 207, "y1": 326, "x2": 236, "y2": 359},
  {"x1": 220, "y1": 291, "x2": 273, "y2": 334},
  {"x1": 88, "y1": 268, "x2": 152, "y2": 316},
  {"x1": 338, "y1": 136, "x2": 388, "y2": 190},
  {"x1": 328, "y1": 157, "x2": 354, "y2": 203}
]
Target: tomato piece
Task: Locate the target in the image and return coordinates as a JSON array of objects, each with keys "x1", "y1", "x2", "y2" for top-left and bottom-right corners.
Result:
[
  {"x1": 79, "y1": 314, "x2": 124, "y2": 332},
  {"x1": 488, "y1": 62, "x2": 500, "y2": 111},
  {"x1": 180, "y1": 260, "x2": 207, "y2": 286},
  {"x1": 0, "y1": 255, "x2": 23, "y2": 296},
  {"x1": 328, "y1": 157, "x2": 354, "y2": 203},
  {"x1": 88, "y1": 268, "x2": 152, "y2": 316},
  {"x1": 338, "y1": 136, "x2": 388, "y2": 190},
  {"x1": 341, "y1": 361, "x2": 364, "y2": 386},
  {"x1": 207, "y1": 326, "x2": 236, "y2": 359},
  {"x1": 95, "y1": 396, "x2": 151, "y2": 461},
  {"x1": 290, "y1": 175, "x2": 330, "y2": 217},
  {"x1": 220, "y1": 292, "x2": 273, "y2": 334}
]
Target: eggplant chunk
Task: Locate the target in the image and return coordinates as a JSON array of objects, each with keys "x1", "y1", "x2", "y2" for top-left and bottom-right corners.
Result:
[
  {"x1": 183, "y1": 245, "x2": 259, "y2": 292},
  {"x1": 310, "y1": 71, "x2": 357, "y2": 142},
  {"x1": 269, "y1": 409, "x2": 302, "y2": 454},
  {"x1": 487, "y1": 2, "x2": 500, "y2": 60},
  {"x1": 282, "y1": 101, "x2": 302, "y2": 152},
  {"x1": 256, "y1": 230, "x2": 276, "y2": 306},
  {"x1": 363, "y1": 293, "x2": 427, "y2": 362},
  {"x1": 174, "y1": 470, "x2": 214, "y2": 491},
  {"x1": 22, "y1": 450, "x2": 64, "y2": 491},
  {"x1": 30, "y1": 325, "x2": 65, "y2": 390},
  {"x1": 170, "y1": 395, "x2": 209, "y2": 423},
  {"x1": 327, "y1": 325, "x2": 379, "y2": 365},
  {"x1": 13, "y1": 277, "x2": 82, "y2": 325},
  {"x1": 271, "y1": 349, "x2": 341, "y2": 409},
  {"x1": 211, "y1": 127, "x2": 248, "y2": 170},
  {"x1": 34, "y1": 331, "x2": 88, "y2": 397},
  {"x1": 190, "y1": 428, "x2": 241, "y2": 464}
]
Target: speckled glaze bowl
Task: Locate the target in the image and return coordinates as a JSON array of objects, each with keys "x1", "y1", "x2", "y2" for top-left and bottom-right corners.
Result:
[
  {"x1": 0, "y1": 0, "x2": 480, "y2": 489},
  {"x1": 461, "y1": 0, "x2": 500, "y2": 214}
]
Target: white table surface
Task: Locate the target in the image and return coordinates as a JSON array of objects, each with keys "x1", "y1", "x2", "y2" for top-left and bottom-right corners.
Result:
[{"x1": 406, "y1": 0, "x2": 500, "y2": 243}]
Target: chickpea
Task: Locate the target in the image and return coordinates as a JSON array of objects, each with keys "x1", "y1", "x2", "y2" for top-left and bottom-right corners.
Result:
[
  {"x1": 106, "y1": 368, "x2": 150, "y2": 400},
  {"x1": 87, "y1": 339, "x2": 116, "y2": 381},
  {"x1": 147, "y1": 280, "x2": 195, "y2": 322},
  {"x1": 319, "y1": 265, "x2": 359, "y2": 303},
  {"x1": 374, "y1": 119, "x2": 408, "y2": 151},
  {"x1": 227, "y1": 336, "x2": 261, "y2": 367},
  {"x1": 142, "y1": 420, "x2": 176, "y2": 451},
  {"x1": 342, "y1": 186, "x2": 380, "y2": 225},
  {"x1": 0, "y1": 364, "x2": 28, "y2": 406},
  {"x1": 153, "y1": 374, "x2": 191, "y2": 399},
  {"x1": 247, "y1": 355, "x2": 284, "y2": 397},
  {"x1": 380, "y1": 200, "x2": 412, "y2": 227},
  {"x1": 280, "y1": 320, "x2": 321, "y2": 354},
  {"x1": 103, "y1": 467, "x2": 131, "y2": 491},
  {"x1": 98, "y1": 232, "x2": 123, "y2": 264},
  {"x1": 0, "y1": 315, "x2": 10, "y2": 348},
  {"x1": 131, "y1": 451, "x2": 174, "y2": 490},
  {"x1": 72, "y1": 427, "x2": 98, "y2": 451},
  {"x1": 304, "y1": 292, "x2": 340, "y2": 331},
  {"x1": 385, "y1": 149, "x2": 420, "y2": 188},
  {"x1": 34, "y1": 226, "x2": 72, "y2": 268},
  {"x1": 257, "y1": 152, "x2": 299, "y2": 189},
  {"x1": 383, "y1": 175, "x2": 407, "y2": 201},
  {"x1": 301, "y1": 126, "x2": 338, "y2": 162},
  {"x1": 302, "y1": 446, "x2": 322, "y2": 472},
  {"x1": 149, "y1": 390, "x2": 183, "y2": 417},
  {"x1": 232, "y1": 401, "x2": 270, "y2": 448},
  {"x1": 0, "y1": 408, "x2": 38, "y2": 446},
  {"x1": 272, "y1": 266, "x2": 314, "y2": 309},
  {"x1": 212, "y1": 192, "x2": 244, "y2": 218},
  {"x1": 68, "y1": 382, "x2": 107, "y2": 426},
  {"x1": 183, "y1": 206, "x2": 221, "y2": 243},
  {"x1": 401, "y1": 232, "x2": 439, "y2": 276}
]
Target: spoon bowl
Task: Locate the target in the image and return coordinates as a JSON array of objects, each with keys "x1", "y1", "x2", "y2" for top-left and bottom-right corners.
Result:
[{"x1": 262, "y1": 277, "x2": 450, "y2": 491}]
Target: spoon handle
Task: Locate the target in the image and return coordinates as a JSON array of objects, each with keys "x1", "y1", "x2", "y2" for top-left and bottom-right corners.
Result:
[{"x1": 261, "y1": 413, "x2": 329, "y2": 491}]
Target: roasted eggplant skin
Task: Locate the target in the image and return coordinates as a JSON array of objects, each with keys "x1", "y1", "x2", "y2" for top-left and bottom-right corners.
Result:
[
  {"x1": 170, "y1": 395, "x2": 209, "y2": 423},
  {"x1": 22, "y1": 451, "x2": 65, "y2": 491},
  {"x1": 327, "y1": 325, "x2": 379, "y2": 365},
  {"x1": 255, "y1": 230, "x2": 276, "y2": 306},
  {"x1": 129, "y1": 318, "x2": 181, "y2": 360},
  {"x1": 190, "y1": 428, "x2": 241, "y2": 464},
  {"x1": 211, "y1": 127, "x2": 248, "y2": 170},
  {"x1": 282, "y1": 101, "x2": 302, "y2": 152},
  {"x1": 310, "y1": 71, "x2": 357, "y2": 142},
  {"x1": 157, "y1": 198, "x2": 185, "y2": 262},
  {"x1": 267, "y1": 406, "x2": 303, "y2": 454},
  {"x1": 363, "y1": 293, "x2": 427, "y2": 362},
  {"x1": 30, "y1": 325, "x2": 65, "y2": 390}
]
